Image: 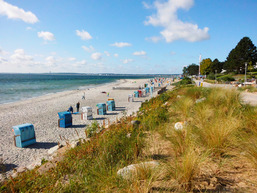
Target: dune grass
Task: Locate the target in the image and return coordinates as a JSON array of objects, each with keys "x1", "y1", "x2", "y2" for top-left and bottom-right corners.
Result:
[
  {"x1": 1, "y1": 85, "x2": 257, "y2": 192},
  {"x1": 238, "y1": 85, "x2": 257, "y2": 93}
]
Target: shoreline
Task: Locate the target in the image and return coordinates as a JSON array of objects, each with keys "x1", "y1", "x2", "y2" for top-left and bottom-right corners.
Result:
[
  {"x1": 0, "y1": 78, "x2": 159, "y2": 175},
  {"x1": 0, "y1": 79, "x2": 122, "y2": 106}
]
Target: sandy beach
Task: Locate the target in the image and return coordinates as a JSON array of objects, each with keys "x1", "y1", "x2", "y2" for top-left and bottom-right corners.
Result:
[{"x1": 0, "y1": 78, "x2": 158, "y2": 174}]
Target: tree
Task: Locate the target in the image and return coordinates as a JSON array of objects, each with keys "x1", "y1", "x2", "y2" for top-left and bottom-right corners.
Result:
[
  {"x1": 224, "y1": 37, "x2": 257, "y2": 73},
  {"x1": 208, "y1": 58, "x2": 224, "y2": 73},
  {"x1": 200, "y1": 58, "x2": 212, "y2": 75},
  {"x1": 183, "y1": 63, "x2": 199, "y2": 76}
]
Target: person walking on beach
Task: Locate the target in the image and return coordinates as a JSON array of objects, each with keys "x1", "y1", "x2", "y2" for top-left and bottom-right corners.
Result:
[
  {"x1": 76, "y1": 102, "x2": 80, "y2": 112},
  {"x1": 82, "y1": 92, "x2": 85, "y2": 100}
]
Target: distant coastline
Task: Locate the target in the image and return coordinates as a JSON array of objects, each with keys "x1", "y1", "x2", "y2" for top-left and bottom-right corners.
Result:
[{"x1": 0, "y1": 73, "x2": 176, "y2": 105}]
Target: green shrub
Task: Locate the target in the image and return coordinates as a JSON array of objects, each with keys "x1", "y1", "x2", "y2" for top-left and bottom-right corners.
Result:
[
  {"x1": 86, "y1": 121, "x2": 99, "y2": 138},
  {"x1": 207, "y1": 73, "x2": 215, "y2": 80},
  {"x1": 173, "y1": 77, "x2": 193, "y2": 87},
  {"x1": 217, "y1": 75, "x2": 235, "y2": 82}
]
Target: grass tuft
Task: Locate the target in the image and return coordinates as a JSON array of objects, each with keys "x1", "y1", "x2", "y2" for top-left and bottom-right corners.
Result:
[{"x1": 165, "y1": 147, "x2": 205, "y2": 192}]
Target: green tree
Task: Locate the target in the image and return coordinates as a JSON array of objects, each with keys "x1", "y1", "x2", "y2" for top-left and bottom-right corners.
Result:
[
  {"x1": 183, "y1": 66, "x2": 188, "y2": 75},
  {"x1": 200, "y1": 58, "x2": 212, "y2": 75},
  {"x1": 208, "y1": 58, "x2": 224, "y2": 73},
  {"x1": 183, "y1": 63, "x2": 199, "y2": 76},
  {"x1": 224, "y1": 37, "x2": 257, "y2": 73}
]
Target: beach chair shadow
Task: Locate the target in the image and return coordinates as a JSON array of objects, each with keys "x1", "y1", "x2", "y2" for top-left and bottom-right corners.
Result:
[
  {"x1": 106, "y1": 112, "x2": 118, "y2": 116},
  {"x1": 94, "y1": 117, "x2": 106, "y2": 121},
  {"x1": 0, "y1": 163, "x2": 17, "y2": 173},
  {"x1": 26, "y1": 142, "x2": 58, "y2": 149},
  {"x1": 70, "y1": 124, "x2": 87, "y2": 128}
]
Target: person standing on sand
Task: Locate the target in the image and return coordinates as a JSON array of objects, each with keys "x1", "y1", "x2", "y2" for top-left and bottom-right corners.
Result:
[
  {"x1": 76, "y1": 102, "x2": 80, "y2": 112},
  {"x1": 68, "y1": 105, "x2": 73, "y2": 113}
]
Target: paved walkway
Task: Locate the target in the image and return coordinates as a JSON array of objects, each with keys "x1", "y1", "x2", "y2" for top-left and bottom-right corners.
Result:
[{"x1": 194, "y1": 80, "x2": 257, "y2": 106}]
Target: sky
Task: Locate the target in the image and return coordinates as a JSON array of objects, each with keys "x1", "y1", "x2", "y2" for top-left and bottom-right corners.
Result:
[{"x1": 0, "y1": 0, "x2": 256, "y2": 74}]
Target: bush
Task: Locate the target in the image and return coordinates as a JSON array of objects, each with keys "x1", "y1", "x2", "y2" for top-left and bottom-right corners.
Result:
[
  {"x1": 173, "y1": 77, "x2": 193, "y2": 87},
  {"x1": 86, "y1": 121, "x2": 99, "y2": 138},
  {"x1": 217, "y1": 75, "x2": 235, "y2": 82},
  {"x1": 207, "y1": 73, "x2": 215, "y2": 80}
]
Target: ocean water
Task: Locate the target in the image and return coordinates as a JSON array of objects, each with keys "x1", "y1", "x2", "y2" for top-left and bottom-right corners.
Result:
[{"x1": 0, "y1": 73, "x2": 156, "y2": 104}]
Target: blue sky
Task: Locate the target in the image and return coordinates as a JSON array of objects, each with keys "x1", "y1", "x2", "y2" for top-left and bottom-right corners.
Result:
[{"x1": 0, "y1": 0, "x2": 256, "y2": 74}]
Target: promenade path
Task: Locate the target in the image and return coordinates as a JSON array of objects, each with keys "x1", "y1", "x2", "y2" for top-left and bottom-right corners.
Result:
[{"x1": 194, "y1": 80, "x2": 257, "y2": 106}]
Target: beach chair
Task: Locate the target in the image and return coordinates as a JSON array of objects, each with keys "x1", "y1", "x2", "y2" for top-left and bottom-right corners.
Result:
[
  {"x1": 12, "y1": 123, "x2": 36, "y2": 148},
  {"x1": 58, "y1": 111, "x2": 72, "y2": 128},
  {"x1": 81, "y1": 106, "x2": 93, "y2": 120},
  {"x1": 107, "y1": 100, "x2": 115, "y2": 111},
  {"x1": 97, "y1": 103, "x2": 107, "y2": 115}
]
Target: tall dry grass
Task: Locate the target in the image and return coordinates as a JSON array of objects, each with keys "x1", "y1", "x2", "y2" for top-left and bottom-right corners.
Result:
[
  {"x1": 190, "y1": 88, "x2": 242, "y2": 157},
  {"x1": 243, "y1": 136, "x2": 257, "y2": 168},
  {"x1": 239, "y1": 105, "x2": 257, "y2": 168},
  {"x1": 164, "y1": 147, "x2": 206, "y2": 191},
  {"x1": 160, "y1": 86, "x2": 247, "y2": 191},
  {"x1": 193, "y1": 110, "x2": 240, "y2": 157},
  {"x1": 123, "y1": 164, "x2": 163, "y2": 193},
  {"x1": 171, "y1": 96, "x2": 194, "y2": 121},
  {"x1": 206, "y1": 87, "x2": 242, "y2": 111}
]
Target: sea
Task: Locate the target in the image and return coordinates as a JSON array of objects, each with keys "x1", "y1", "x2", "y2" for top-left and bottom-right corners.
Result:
[{"x1": 0, "y1": 73, "x2": 166, "y2": 105}]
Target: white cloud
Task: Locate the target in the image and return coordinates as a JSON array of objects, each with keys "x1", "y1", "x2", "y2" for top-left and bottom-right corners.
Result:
[
  {"x1": 0, "y1": 0, "x2": 39, "y2": 23},
  {"x1": 133, "y1": 51, "x2": 147, "y2": 56},
  {"x1": 110, "y1": 42, "x2": 132, "y2": 48},
  {"x1": 76, "y1": 60, "x2": 86, "y2": 65},
  {"x1": 114, "y1": 53, "x2": 119, "y2": 57},
  {"x1": 144, "y1": 0, "x2": 210, "y2": 42},
  {"x1": 91, "y1": 52, "x2": 102, "y2": 60},
  {"x1": 38, "y1": 31, "x2": 55, "y2": 41},
  {"x1": 26, "y1": 26, "x2": 33, "y2": 31},
  {"x1": 76, "y1": 30, "x2": 92, "y2": 40},
  {"x1": 0, "y1": 48, "x2": 8, "y2": 56},
  {"x1": 72, "y1": 60, "x2": 87, "y2": 67},
  {"x1": 10, "y1": 49, "x2": 33, "y2": 63},
  {"x1": 122, "y1": 59, "x2": 133, "y2": 64},
  {"x1": 0, "y1": 56, "x2": 7, "y2": 63},
  {"x1": 90, "y1": 62, "x2": 104, "y2": 68},
  {"x1": 82, "y1": 45, "x2": 95, "y2": 53},
  {"x1": 145, "y1": 36, "x2": 162, "y2": 43},
  {"x1": 45, "y1": 56, "x2": 56, "y2": 66},
  {"x1": 104, "y1": 51, "x2": 110, "y2": 57},
  {"x1": 68, "y1": 57, "x2": 76, "y2": 61}
]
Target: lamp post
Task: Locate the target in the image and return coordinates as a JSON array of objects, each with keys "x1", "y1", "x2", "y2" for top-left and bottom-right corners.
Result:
[{"x1": 245, "y1": 62, "x2": 247, "y2": 85}]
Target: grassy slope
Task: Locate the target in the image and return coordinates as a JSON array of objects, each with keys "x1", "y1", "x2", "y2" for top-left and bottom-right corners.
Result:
[{"x1": 1, "y1": 85, "x2": 257, "y2": 192}]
